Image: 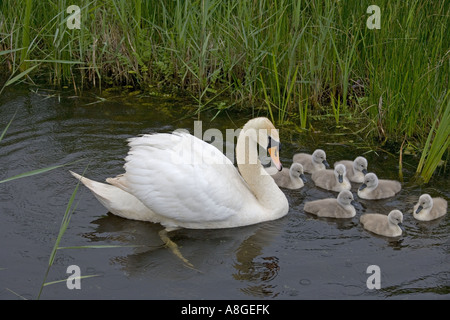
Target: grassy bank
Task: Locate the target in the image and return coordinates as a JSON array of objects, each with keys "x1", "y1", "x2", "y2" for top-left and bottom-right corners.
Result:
[{"x1": 0, "y1": 0, "x2": 448, "y2": 181}]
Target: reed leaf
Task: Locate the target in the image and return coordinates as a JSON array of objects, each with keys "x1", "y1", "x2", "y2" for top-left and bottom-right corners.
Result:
[
  {"x1": 0, "y1": 0, "x2": 447, "y2": 179},
  {"x1": 42, "y1": 274, "x2": 100, "y2": 287},
  {"x1": 0, "y1": 160, "x2": 82, "y2": 184},
  {"x1": 37, "y1": 165, "x2": 86, "y2": 299},
  {"x1": 3, "y1": 64, "x2": 38, "y2": 87},
  {"x1": 19, "y1": 0, "x2": 33, "y2": 71},
  {"x1": 0, "y1": 110, "x2": 17, "y2": 143},
  {"x1": 416, "y1": 96, "x2": 450, "y2": 183}
]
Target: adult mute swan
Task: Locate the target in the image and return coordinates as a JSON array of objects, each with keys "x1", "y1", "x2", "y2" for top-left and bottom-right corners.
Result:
[{"x1": 71, "y1": 117, "x2": 288, "y2": 265}]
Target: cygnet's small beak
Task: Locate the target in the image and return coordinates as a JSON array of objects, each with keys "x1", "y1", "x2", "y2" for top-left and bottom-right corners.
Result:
[
  {"x1": 415, "y1": 205, "x2": 423, "y2": 214},
  {"x1": 359, "y1": 183, "x2": 367, "y2": 191},
  {"x1": 323, "y1": 160, "x2": 330, "y2": 168},
  {"x1": 338, "y1": 174, "x2": 343, "y2": 183},
  {"x1": 362, "y1": 169, "x2": 368, "y2": 175},
  {"x1": 300, "y1": 174, "x2": 307, "y2": 183}
]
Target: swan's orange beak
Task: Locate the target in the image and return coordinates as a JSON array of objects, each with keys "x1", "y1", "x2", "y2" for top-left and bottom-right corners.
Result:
[{"x1": 268, "y1": 146, "x2": 282, "y2": 171}]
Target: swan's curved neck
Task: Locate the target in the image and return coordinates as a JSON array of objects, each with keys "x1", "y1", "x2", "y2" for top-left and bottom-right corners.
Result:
[{"x1": 236, "y1": 126, "x2": 286, "y2": 211}]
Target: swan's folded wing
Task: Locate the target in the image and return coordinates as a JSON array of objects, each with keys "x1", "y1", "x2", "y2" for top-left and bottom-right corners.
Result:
[{"x1": 121, "y1": 132, "x2": 251, "y2": 224}]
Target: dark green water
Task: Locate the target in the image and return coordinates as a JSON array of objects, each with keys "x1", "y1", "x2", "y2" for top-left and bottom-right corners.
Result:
[{"x1": 0, "y1": 87, "x2": 448, "y2": 300}]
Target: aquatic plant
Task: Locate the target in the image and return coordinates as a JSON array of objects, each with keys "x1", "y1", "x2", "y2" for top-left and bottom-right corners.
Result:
[
  {"x1": 416, "y1": 96, "x2": 450, "y2": 183},
  {"x1": 0, "y1": 0, "x2": 448, "y2": 180}
]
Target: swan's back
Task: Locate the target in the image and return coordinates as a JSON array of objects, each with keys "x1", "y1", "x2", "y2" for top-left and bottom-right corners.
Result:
[
  {"x1": 379, "y1": 179, "x2": 401, "y2": 193},
  {"x1": 118, "y1": 132, "x2": 256, "y2": 229},
  {"x1": 358, "y1": 173, "x2": 401, "y2": 200},
  {"x1": 304, "y1": 198, "x2": 337, "y2": 217},
  {"x1": 364, "y1": 179, "x2": 401, "y2": 199},
  {"x1": 311, "y1": 165, "x2": 350, "y2": 192},
  {"x1": 413, "y1": 195, "x2": 447, "y2": 221},
  {"x1": 304, "y1": 198, "x2": 355, "y2": 218},
  {"x1": 360, "y1": 210, "x2": 403, "y2": 237},
  {"x1": 335, "y1": 157, "x2": 367, "y2": 183},
  {"x1": 293, "y1": 149, "x2": 328, "y2": 173},
  {"x1": 265, "y1": 163, "x2": 305, "y2": 189},
  {"x1": 429, "y1": 197, "x2": 448, "y2": 219}
]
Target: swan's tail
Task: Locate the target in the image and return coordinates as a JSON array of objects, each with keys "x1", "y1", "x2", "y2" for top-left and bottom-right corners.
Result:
[
  {"x1": 70, "y1": 171, "x2": 113, "y2": 200},
  {"x1": 69, "y1": 171, "x2": 157, "y2": 222},
  {"x1": 70, "y1": 170, "x2": 121, "y2": 210}
]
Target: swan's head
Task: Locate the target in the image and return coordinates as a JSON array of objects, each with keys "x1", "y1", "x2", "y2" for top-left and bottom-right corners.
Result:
[
  {"x1": 415, "y1": 194, "x2": 433, "y2": 214},
  {"x1": 354, "y1": 156, "x2": 368, "y2": 175},
  {"x1": 359, "y1": 172, "x2": 378, "y2": 191},
  {"x1": 312, "y1": 149, "x2": 330, "y2": 168},
  {"x1": 337, "y1": 190, "x2": 354, "y2": 206},
  {"x1": 334, "y1": 164, "x2": 346, "y2": 183},
  {"x1": 290, "y1": 163, "x2": 307, "y2": 182},
  {"x1": 242, "y1": 117, "x2": 282, "y2": 171},
  {"x1": 388, "y1": 210, "x2": 403, "y2": 226}
]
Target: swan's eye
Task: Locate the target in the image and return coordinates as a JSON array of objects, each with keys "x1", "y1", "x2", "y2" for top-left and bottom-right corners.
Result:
[{"x1": 267, "y1": 136, "x2": 281, "y2": 152}]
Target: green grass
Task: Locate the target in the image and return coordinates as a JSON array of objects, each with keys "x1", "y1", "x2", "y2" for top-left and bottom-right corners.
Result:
[
  {"x1": 0, "y1": 0, "x2": 448, "y2": 180},
  {"x1": 416, "y1": 95, "x2": 450, "y2": 183}
]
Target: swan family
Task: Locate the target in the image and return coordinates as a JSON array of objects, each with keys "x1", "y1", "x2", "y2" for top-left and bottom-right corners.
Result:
[{"x1": 71, "y1": 117, "x2": 447, "y2": 255}]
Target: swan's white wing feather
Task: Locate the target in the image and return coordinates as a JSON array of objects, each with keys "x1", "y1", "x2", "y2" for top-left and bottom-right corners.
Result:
[{"x1": 122, "y1": 132, "x2": 253, "y2": 225}]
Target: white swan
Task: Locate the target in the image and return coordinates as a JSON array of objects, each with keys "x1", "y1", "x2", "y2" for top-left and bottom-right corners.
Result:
[
  {"x1": 71, "y1": 118, "x2": 289, "y2": 264},
  {"x1": 311, "y1": 163, "x2": 351, "y2": 192},
  {"x1": 334, "y1": 156, "x2": 368, "y2": 183},
  {"x1": 293, "y1": 149, "x2": 330, "y2": 174},
  {"x1": 413, "y1": 194, "x2": 447, "y2": 221},
  {"x1": 357, "y1": 173, "x2": 401, "y2": 200},
  {"x1": 360, "y1": 210, "x2": 404, "y2": 237},
  {"x1": 264, "y1": 162, "x2": 307, "y2": 189},
  {"x1": 304, "y1": 190, "x2": 356, "y2": 218}
]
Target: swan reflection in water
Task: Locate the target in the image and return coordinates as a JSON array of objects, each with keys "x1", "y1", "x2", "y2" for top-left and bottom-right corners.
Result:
[{"x1": 83, "y1": 212, "x2": 286, "y2": 298}]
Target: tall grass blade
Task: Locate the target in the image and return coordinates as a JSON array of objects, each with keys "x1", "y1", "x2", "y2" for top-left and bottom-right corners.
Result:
[
  {"x1": 19, "y1": 0, "x2": 33, "y2": 71},
  {"x1": 3, "y1": 64, "x2": 39, "y2": 87},
  {"x1": 42, "y1": 274, "x2": 100, "y2": 287},
  {"x1": 58, "y1": 245, "x2": 148, "y2": 249},
  {"x1": 37, "y1": 165, "x2": 86, "y2": 299},
  {"x1": 0, "y1": 160, "x2": 82, "y2": 184},
  {"x1": 0, "y1": 110, "x2": 17, "y2": 142},
  {"x1": 416, "y1": 96, "x2": 450, "y2": 183},
  {"x1": 260, "y1": 74, "x2": 275, "y2": 124},
  {"x1": 298, "y1": 96, "x2": 308, "y2": 129},
  {"x1": 5, "y1": 288, "x2": 28, "y2": 300},
  {"x1": 0, "y1": 48, "x2": 25, "y2": 56}
]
